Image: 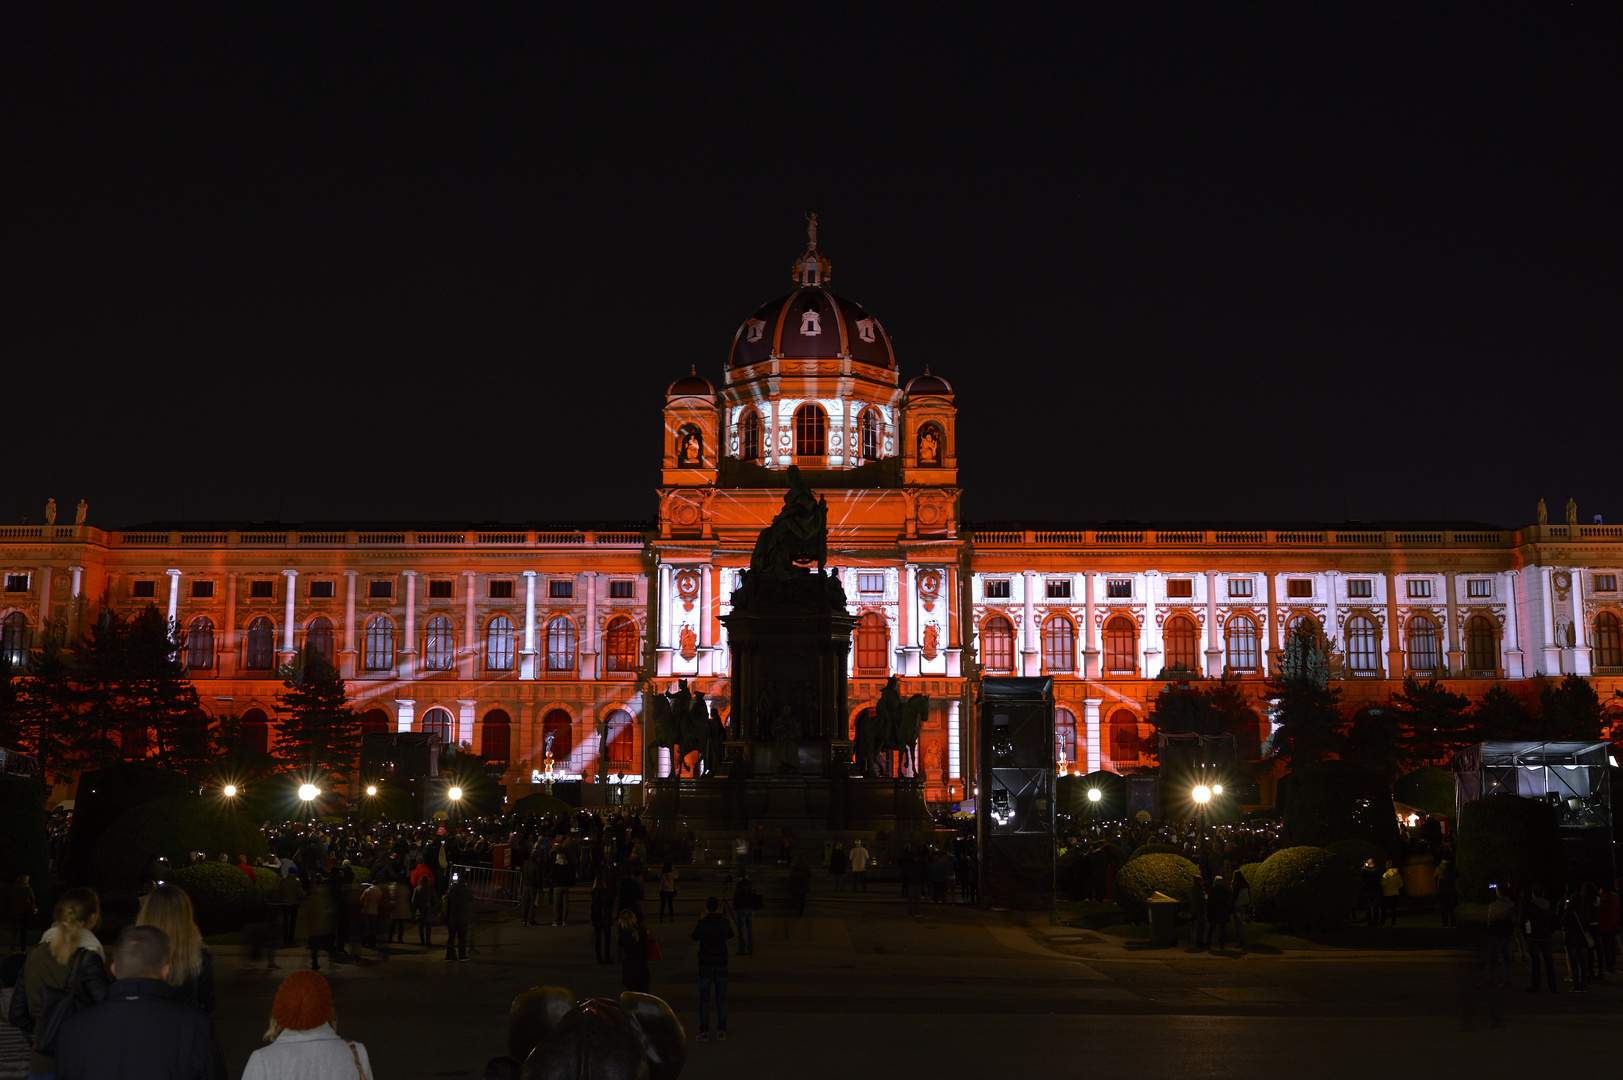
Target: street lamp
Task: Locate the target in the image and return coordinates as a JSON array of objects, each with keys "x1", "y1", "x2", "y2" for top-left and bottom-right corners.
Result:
[
  {"x1": 221, "y1": 784, "x2": 238, "y2": 798},
  {"x1": 1192, "y1": 784, "x2": 1212, "y2": 805},
  {"x1": 365, "y1": 785, "x2": 379, "y2": 797},
  {"x1": 298, "y1": 783, "x2": 320, "y2": 802},
  {"x1": 1087, "y1": 787, "x2": 1102, "y2": 804},
  {"x1": 448, "y1": 786, "x2": 463, "y2": 802},
  {"x1": 1211, "y1": 783, "x2": 1224, "y2": 797}
]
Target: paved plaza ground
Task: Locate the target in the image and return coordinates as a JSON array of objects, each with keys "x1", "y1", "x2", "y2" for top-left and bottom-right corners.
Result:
[{"x1": 200, "y1": 881, "x2": 1622, "y2": 1080}]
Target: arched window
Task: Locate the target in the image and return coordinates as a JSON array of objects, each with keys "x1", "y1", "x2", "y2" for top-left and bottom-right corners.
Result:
[
  {"x1": 542, "y1": 709, "x2": 573, "y2": 763},
  {"x1": 423, "y1": 615, "x2": 455, "y2": 671},
  {"x1": 421, "y1": 707, "x2": 454, "y2": 746},
  {"x1": 739, "y1": 408, "x2": 761, "y2": 462},
  {"x1": 359, "y1": 709, "x2": 390, "y2": 737},
  {"x1": 859, "y1": 408, "x2": 881, "y2": 462},
  {"x1": 0, "y1": 612, "x2": 26, "y2": 667},
  {"x1": 306, "y1": 616, "x2": 334, "y2": 667},
  {"x1": 1042, "y1": 615, "x2": 1075, "y2": 673},
  {"x1": 604, "y1": 708, "x2": 635, "y2": 767},
  {"x1": 856, "y1": 611, "x2": 890, "y2": 673},
  {"x1": 1595, "y1": 612, "x2": 1623, "y2": 669},
  {"x1": 1104, "y1": 616, "x2": 1137, "y2": 673},
  {"x1": 1286, "y1": 614, "x2": 1323, "y2": 645},
  {"x1": 185, "y1": 616, "x2": 214, "y2": 670},
  {"x1": 485, "y1": 616, "x2": 515, "y2": 671},
  {"x1": 240, "y1": 708, "x2": 270, "y2": 755},
  {"x1": 1406, "y1": 616, "x2": 1440, "y2": 673},
  {"x1": 364, "y1": 616, "x2": 395, "y2": 671},
  {"x1": 1345, "y1": 615, "x2": 1380, "y2": 673},
  {"x1": 1465, "y1": 615, "x2": 1498, "y2": 672},
  {"x1": 1108, "y1": 709, "x2": 1139, "y2": 763},
  {"x1": 603, "y1": 615, "x2": 639, "y2": 673},
  {"x1": 793, "y1": 402, "x2": 827, "y2": 457},
  {"x1": 1055, "y1": 706, "x2": 1077, "y2": 769},
  {"x1": 481, "y1": 709, "x2": 512, "y2": 763},
  {"x1": 1163, "y1": 615, "x2": 1199, "y2": 673},
  {"x1": 244, "y1": 616, "x2": 275, "y2": 670},
  {"x1": 1225, "y1": 614, "x2": 1259, "y2": 671},
  {"x1": 980, "y1": 614, "x2": 1015, "y2": 673},
  {"x1": 545, "y1": 616, "x2": 577, "y2": 672}
]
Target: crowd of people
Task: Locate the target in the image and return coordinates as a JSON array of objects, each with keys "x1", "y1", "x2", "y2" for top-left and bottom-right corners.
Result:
[{"x1": 1481, "y1": 880, "x2": 1620, "y2": 993}]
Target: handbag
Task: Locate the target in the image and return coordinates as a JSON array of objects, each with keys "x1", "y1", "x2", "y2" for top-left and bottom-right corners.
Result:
[
  {"x1": 645, "y1": 934, "x2": 661, "y2": 961},
  {"x1": 35, "y1": 948, "x2": 88, "y2": 1058}
]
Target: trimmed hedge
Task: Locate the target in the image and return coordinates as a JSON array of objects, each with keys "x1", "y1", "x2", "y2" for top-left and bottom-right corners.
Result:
[
  {"x1": 1114, "y1": 853, "x2": 1199, "y2": 921},
  {"x1": 1126, "y1": 842, "x2": 1185, "y2": 864},
  {"x1": 168, "y1": 861, "x2": 263, "y2": 934},
  {"x1": 1236, "y1": 861, "x2": 1265, "y2": 898},
  {"x1": 68, "y1": 764, "x2": 195, "y2": 885},
  {"x1": 1251, "y1": 846, "x2": 1356, "y2": 930},
  {"x1": 1456, "y1": 794, "x2": 1564, "y2": 904},
  {"x1": 1280, "y1": 760, "x2": 1402, "y2": 862},
  {"x1": 0, "y1": 774, "x2": 50, "y2": 906},
  {"x1": 1324, "y1": 838, "x2": 1390, "y2": 874},
  {"x1": 88, "y1": 795, "x2": 269, "y2": 893}
]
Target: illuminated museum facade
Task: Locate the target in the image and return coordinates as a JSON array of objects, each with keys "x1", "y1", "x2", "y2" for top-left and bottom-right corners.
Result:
[{"x1": 3, "y1": 235, "x2": 1621, "y2": 803}]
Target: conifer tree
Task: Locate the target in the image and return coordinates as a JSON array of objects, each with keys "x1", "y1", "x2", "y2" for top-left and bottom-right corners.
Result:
[
  {"x1": 120, "y1": 605, "x2": 212, "y2": 776},
  {"x1": 1388, "y1": 675, "x2": 1474, "y2": 765},
  {"x1": 1265, "y1": 621, "x2": 1344, "y2": 768},
  {"x1": 1537, "y1": 674, "x2": 1605, "y2": 742},
  {"x1": 1469, "y1": 683, "x2": 1535, "y2": 742},
  {"x1": 275, "y1": 643, "x2": 361, "y2": 785}
]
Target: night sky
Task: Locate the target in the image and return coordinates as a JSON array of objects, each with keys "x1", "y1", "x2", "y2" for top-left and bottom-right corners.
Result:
[{"x1": 7, "y1": 6, "x2": 1618, "y2": 530}]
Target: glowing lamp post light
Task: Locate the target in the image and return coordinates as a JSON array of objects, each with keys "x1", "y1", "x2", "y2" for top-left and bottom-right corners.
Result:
[
  {"x1": 1087, "y1": 787, "x2": 1102, "y2": 803},
  {"x1": 1211, "y1": 784, "x2": 1224, "y2": 797},
  {"x1": 1192, "y1": 784, "x2": 1212, "y2": 806},
  {"x1": 448, "y1": 786, "x2": 463, "y2": 802},
  {"x1": 366, "y1": 785, "x2": 379, "y2": 797},
  {"x1": 221, "y1": 784, "x2": 238, "y2": 799},
  {"x1": 298, "y1": 783, "x2": 320, "y2": 803}
]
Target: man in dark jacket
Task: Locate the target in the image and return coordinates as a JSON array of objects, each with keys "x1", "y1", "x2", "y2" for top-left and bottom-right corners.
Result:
[
  {"x1": 1206, "y1": 876, "x2": 1234, "y2": 951},
  {"x1": 690, "y1": 897, "x2": 734, "y2": 1042},
  {"x1": 518, "y1": 851, "x2": 544, "y2": 927},
  {"x1": 55, "y1": 926, "x2": 225, "y2": 1080},
  {"x1": 1524, "y1": 885, "x2": 1559, "y2": 992},
  {"x1": 444, "y1": 873, "x2": 473, "y2": 962}
]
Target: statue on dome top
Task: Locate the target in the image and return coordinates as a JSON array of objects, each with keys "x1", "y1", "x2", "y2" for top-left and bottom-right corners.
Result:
[{"x1": 805, "y1": 211, "x2": 818, "y2": 249}]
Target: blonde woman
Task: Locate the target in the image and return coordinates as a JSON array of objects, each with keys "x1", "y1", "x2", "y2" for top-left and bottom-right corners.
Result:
[
  {"x1": 135, "y1": 883, "x2": 215, "y2": 1013},
  {"x1": 7, "y1": 887, "x2": 110, "y2": 1077},
  {"x1": 243, "y1": 969, "x2": 374, "y2": 1079}
]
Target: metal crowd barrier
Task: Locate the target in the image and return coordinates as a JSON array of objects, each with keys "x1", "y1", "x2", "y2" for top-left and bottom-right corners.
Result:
[{"x1": 452, "y1": 863, "x2": 520, "y2": 904}]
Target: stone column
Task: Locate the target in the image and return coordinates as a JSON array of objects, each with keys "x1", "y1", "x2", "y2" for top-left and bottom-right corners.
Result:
[
  {"x1": 1141, "y1": 571, "x2": 1161, "y2": 677},
  {"x1": 462, "y1": 571, "x2": 478, "y2": 679},
  {"x1": 38, "y1": 565, "x2": 54, "y2": 627},
  {"x1": 1539, "y1": 565, "x2": 1561, "y2": 674},
  {"x1": 945, "y1": 564, "x2": 963, "y2": 677},
  {"x1": 583, "y1": 571, "x2": 600, "y2": 679},
  {"x1": 1502, "y1": 570, "x2": 1525, "y2": 678},
  {"x1": 947, "y1": 698, "x2": 962, "y2": 786},
  {"x1": 520, "y1": 571, "x2": 538, "y2": 679},
  {"x1": 339, "y1": 570, "x2": 357, "y2": 677},
  {"x1": 1082, "y1": 698, "x2": 1102, "y2": 774},
  {"x1": 222, "y1": 572, "x2": 238, "y2": 677},
  {"x1": 68, "y1": 565, "x2": 82, "y2": 599},
  {"x1": 1323, "y1": 571, "x2": 1340, "y2": 655},
  {"x1": 692, "y1": 568, "x2": 709, "y2": 677},
  {"x1": 395, "y1": 698, "x2": 415, "y2": 734},
  {"x1": 656, "y1": 563, "x2": 673, "y2": 677},
  {"x1": 1265, "y1": 572, "x2": 1280, "y2": 674},
  {"x1": 67, "y1": 565, "x2": 83, "y2": 640},
  {"x1": 1021, "y1": 570, "x2": 1039, "y2": 676},
  {"x1": 1204, "y1": 571, "x2": 1222, "y2": 676},
  {"x1": 1571, "y1": 570, "x2": 1593, "y2": 675},
  {"x1": 1082, "y1": 570, "x2": 1099, "y2": 678},
  {"x1": 279, "y1": 569, "x2": 298, "y2": 661},
  {"x1": 1383, "y1": 571, "x2": 1402, "y2": 679},
  {"x1": 400, "y1": 571, "x2": 418, "y2": 679},
  {"x1": 163, "y1": 568, "x2": 181, "y2": 629},
  {"x1": 457, "y1": 699, "x2": 476, "y2": 749},
  {"x1": 1443, "y1": 570, "x2": 1462, "y2": 675}
]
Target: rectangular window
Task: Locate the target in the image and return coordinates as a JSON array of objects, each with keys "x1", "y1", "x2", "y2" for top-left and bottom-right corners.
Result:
[
  {"x1": 1406, "y1": 579, "x2": 1432, "y2": 599},
  {"x1": 131, "y1": 580, "x2": 157, "y2": 598},
  {"x1": 1591, "y1": 574, "x2": 1616, "y2": 593},
  {"x1": 249, "y1": 580, "x2": 275, "y2": 599},
  {"x1": 1287, "y1": 579, "x2": 1313, "y2": 598},
  {"x1": 368, "y1": 580, "x2": 394, "y2": 599},
  {"x1": 5, "y1": 573, "x2": 31, "y2": 592},
  {"x1": 1346, "y1": 579, "x2": 1373, "y2": 599},
  {"x1": 1166, "y1": 579, "x2": 1193, "y2": 598},
  {"x1": 1106, "y1": 579, "x2": 1132, "y2": 599},
  {"x1": 1228, "y1": 578, "x2": 1254, "y2": 598},
  {"x1": 858, "y1": 573, "x2": 885, "y2": 594},
  {"x1": 984, "y1": 579, "x2": 1011, "y2": 599},
  {"x1": 609, "y1": 579, "x2": 635, "y2": 599},
  {"x1": 1046, "y1": 579, "x2": 1071, "y2": 599},
  {"x1": 190, "y1": 580, "x2": 215, "y2": 599},
  {"x1": 308, "y1": 580, "x2": 335, "y2": 598},
  {"x1": 428, "y1": 579, "x2": 453, "y2": 599},
  {"x1": 549, "y1": 579, "x2": 573, "y2": 599},
  {"x1": 489, "y1": 579, "x2": 515, "y2": 599}
]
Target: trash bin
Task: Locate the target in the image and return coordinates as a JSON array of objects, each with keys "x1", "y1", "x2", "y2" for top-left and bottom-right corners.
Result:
[{"x1": 1147, "y1": 891, "x2": 1179, "y2": 948}]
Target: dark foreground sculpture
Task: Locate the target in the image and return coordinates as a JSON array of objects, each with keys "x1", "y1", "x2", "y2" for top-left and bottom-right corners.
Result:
[{"x1": 508, "y1": 986, "x2": 686, "y2": 1080}]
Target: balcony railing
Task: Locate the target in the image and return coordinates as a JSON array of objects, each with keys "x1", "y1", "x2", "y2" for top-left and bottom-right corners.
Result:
[{"x1": 968, "y1": 527, "x2": 1521, "y2": 548}]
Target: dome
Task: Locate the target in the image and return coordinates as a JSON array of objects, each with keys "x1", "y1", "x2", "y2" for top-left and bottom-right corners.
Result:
[
  {"x1": 666, "y1": 369, "x2": 714, "y2": 397},
  {"x1": 905, "y1": 370, "x2": 953, "y2": 396},
  {"x1": 727, "y1": 223, "x2": 895, "y2": 371}
]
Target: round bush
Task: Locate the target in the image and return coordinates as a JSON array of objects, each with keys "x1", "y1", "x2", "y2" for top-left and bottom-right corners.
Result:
[
  {"x1": 1324, "y1": 838, "x2": 1390, "y2": 874},
  {"x1": 1456, "y1": 794, "x2": 1564, "y2": 904},
  {"x1": 88, "y1": 795, "x2": 270, "y2": 893},
  {"x1": 1236, "y1": 861, "x2": 1265, "y2": 901},
  {"x1": 167, "y1": 861, "x2": 262, "y2": 933},
  {"x1": 1126, "y1": 842, "x2": 1185, "y2": 864},
  {"x1": 1252, "y1": 846, "x2": 1356, "y2": 930},
  {"x1": 1114, "y1": 853, "x2": 1199, "y2": 921}
]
